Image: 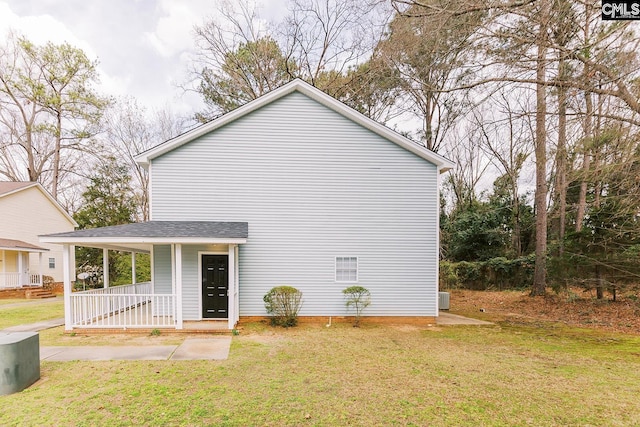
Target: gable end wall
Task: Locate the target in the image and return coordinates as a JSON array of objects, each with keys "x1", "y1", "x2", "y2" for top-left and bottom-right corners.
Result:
[{"x1": 150, "y1": 92, "x2": 439, "y2": 317}]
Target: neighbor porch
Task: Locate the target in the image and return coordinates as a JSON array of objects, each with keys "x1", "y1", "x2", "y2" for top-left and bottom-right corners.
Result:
[{"x1": 0, "y1": 238, "x2": 48, "y2": 289}]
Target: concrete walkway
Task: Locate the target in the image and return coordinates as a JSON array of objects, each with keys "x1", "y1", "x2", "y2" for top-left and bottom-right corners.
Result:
[
  {"x1": 2, "y1": 317, "x2": 65, "y2": 332},
  {"x1": 437, "y1": 312, "x2": 493, "y2": 325},
  {"x1": 1, "y1": 301, "x2": 488, "y2": 362},
  {"x1": 40, "y1": 337, "x2": 232, "y2": 361}
]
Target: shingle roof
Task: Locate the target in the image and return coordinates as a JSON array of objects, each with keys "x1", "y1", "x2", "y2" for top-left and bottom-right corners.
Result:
[
  {"x1": 42, "y1": 221, "x2": 248, "y2": 239},
  {"x1": 0, "y1": 238, "x2": 48, "y2": 252},
  {"x1": 0, "y1": 182, "x2": 36, "y2": 196}
]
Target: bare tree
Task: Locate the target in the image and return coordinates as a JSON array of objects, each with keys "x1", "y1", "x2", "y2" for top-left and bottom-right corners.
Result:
[
  {"x1": 104, "y1": 97, "x2": 187, "y2": 220},
  {"x1": 375, "y1": 3, "x2": 482, "y2": 152},
  {"x1": 475, "y1": 89, "x2": 534, "y2": 256}
]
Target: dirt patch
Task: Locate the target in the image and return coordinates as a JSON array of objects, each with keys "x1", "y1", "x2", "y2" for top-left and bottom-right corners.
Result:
[{"x1": 449, "y1": 288, "x2": 640, "y2": 334}]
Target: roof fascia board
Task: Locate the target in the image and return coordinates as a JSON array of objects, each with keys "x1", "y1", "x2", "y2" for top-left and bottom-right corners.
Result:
[
  {"x1": 40, "y1": 236, "x2": 248, "y2": 245},
  {"x1": 0, "y1": 246, "x2": 49, "y2": 253},
  {"x1": 135, "y1": 79, "x2": 454, "y2": 172}
]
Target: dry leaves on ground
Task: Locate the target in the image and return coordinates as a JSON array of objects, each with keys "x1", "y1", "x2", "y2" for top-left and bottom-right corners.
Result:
[{"x1": 449, "y1": 288, "x2": 640, "y2": 334}]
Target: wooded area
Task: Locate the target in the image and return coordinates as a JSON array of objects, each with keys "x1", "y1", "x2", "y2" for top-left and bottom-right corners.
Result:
[{"x1": 1, "y1": 0, "x2": 639, "y2": 296}]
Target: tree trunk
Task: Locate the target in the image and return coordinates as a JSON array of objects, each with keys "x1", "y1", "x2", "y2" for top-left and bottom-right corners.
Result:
[
  {"x1": 531, "y1": 7, "x2": 548, "y2": 297},
  {"x1": 575, "y1": 90, "x2": 592, "y2": 232},
  {"x1": 555, "y1": 58, "x2": 568, "y2": 255},
  {"x1": 595, "y1": 264, "x2": 604, "y2": 300},
  {"x1": 51, "y1": 111, "x2": 62, "y2": 199}
]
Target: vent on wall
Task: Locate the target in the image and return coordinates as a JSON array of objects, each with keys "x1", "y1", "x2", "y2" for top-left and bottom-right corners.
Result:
[{"x1": 439, "y1": 292, "x2": 450, "y2": 310}]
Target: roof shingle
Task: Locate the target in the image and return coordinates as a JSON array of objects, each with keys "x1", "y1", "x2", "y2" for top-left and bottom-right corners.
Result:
[{"x1": 42, "y1": 221, "x2": 248, "y2": 239}]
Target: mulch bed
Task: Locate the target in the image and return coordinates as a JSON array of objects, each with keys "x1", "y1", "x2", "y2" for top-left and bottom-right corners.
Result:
[{"x1": 449, "y1": 288, "x2": 640, "y2": 334}]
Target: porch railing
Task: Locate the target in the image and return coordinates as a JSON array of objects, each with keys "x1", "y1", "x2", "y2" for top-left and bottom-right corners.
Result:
[
  {"x1": 0, "y1": 273, "x2": 42, "y2": 289},
  {"x1": 70, "y1": 282, "x2": 175, "y2": 328}
]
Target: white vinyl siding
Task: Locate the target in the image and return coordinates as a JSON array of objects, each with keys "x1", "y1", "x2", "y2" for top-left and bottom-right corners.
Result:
[
  {"x1": 152, "y1": 245, "x2": 172, "y2": 294},
  {"x1": 150, "y1": 91, "x2": 439, "y2": 317},
  {"x1": 335, "y1": 257, "x2": 357, "y2": 283}
]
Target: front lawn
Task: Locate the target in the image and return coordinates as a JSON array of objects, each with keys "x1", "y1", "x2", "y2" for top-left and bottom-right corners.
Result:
[
  {"x1": 0, "y1": 299, "x2": 63, "y2": 329},
  {"x1": 1, "y1": 321, "x2": 639, "y2": 426}
]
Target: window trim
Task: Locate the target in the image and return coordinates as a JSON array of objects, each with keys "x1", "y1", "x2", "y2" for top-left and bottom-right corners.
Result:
[
  {"x1": 48, "y1": 257, "x2": 56, "y2": 269},
  {"x1": 335, "y1": 256, "x2": 358, "y2": 283}
]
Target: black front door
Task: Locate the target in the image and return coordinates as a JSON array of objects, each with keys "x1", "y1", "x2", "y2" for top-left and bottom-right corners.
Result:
[{"x1": 202, "y1": 255, "x2": 229, "y2": 318}]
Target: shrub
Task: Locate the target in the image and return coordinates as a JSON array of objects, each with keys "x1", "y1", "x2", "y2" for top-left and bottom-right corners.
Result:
[
  {"x1": 439, "y1": 255, "x2": 535, "y2": 290},
  {"x1": 263, "y1": 286, "x2": 303, "y2": 327},
  {"x1": 342, "y1": 285, "x2": 371, "y2": 327}
]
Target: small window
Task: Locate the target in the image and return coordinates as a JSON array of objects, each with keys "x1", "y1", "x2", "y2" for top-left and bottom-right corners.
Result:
[
  {"x1": 335, "y1": 257, "x2": 358, "y2": 282},
  {"x1": 48, "y1": 258, "x2": 55, "y2": 269}
]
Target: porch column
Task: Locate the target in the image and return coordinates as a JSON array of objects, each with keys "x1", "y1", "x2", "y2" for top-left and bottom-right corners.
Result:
[
  {"x1": 131, "y1": 252, "x2": 136, "y2": 285},
  {"x1": 174, "y1": 244, "x2": 183, "y2": 329},
  {"x1": 17, "y1": 251, "x2": 24, "y2": 286},
  {"x1": 228, "y1": 244, "x2": 236, "y2": 330},
  {"x1": 62, "y1": 244, "x2": 72, "y2": 330},
  {"x1": 103, "y1": 248, "x2": 109, "y2": 288},
  {"x1": 234, "y1": 245, "x2": 239, "y2": 325},
  {"x1": 38, "y1": 252, "x2": 43, "y2": 286},
  {"x1": 1, "y1": 250, "x2": 4, "y2": 288}
]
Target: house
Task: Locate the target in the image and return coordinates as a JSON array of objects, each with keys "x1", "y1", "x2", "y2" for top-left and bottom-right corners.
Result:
[
  {"x1": 40, "y1": 79, "x2": 454, "y2": 331},
  {"x1": 0, "y1": 182, "x2": 77, "y2": 289}
]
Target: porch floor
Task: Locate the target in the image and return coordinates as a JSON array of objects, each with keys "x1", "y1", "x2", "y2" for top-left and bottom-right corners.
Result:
[{"x1": 76, "y1": 301, "x2": 231, "y2": 331}]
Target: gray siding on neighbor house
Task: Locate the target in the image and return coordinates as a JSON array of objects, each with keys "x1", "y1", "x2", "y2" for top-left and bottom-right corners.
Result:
[{"x1": 150, "y1": 91, "x2": 439, "y2": 317}]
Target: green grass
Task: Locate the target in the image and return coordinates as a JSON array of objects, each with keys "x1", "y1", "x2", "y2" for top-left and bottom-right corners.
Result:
[
  {"x1": 0, "y1": 298, "x2": 29, "y2": 306},
  {"x1": 0, "y1": 300, "x2": 64, "y2": 329},
  {"x1": 1, "y1": 321, "x2": 639, "y2": 426}
]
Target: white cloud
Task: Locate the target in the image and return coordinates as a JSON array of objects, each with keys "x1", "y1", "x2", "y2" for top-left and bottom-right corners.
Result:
[
  {"x1": 0, "y1": 1, "x2": 96, "y2": 58},
  {"x1": 143, "y1": 0, "x2": 201, "y2": 58}
]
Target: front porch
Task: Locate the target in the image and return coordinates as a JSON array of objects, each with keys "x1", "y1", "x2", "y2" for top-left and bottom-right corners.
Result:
[
  {"x1": 0, "y1": 239, "x2": 48, "y2": 289},
  {"x1": 40, "y1": 221, "x2": 248, "y2": 332}
]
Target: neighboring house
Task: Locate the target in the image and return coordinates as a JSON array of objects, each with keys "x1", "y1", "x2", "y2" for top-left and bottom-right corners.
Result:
[
  {"x1": 0, "y1": 182, "x2": 77, "y2": 288},
  {"x1": 41, "y1": 79, "x2": 454, "y2": 331}
]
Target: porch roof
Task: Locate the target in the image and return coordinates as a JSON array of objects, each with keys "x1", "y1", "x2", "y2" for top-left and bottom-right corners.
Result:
[
  {"x1": 0, "y1": 237, "x2": 48, "y2": 252},
  {"x1": 39, "y1": 221, "x2": 248, "y2": 253}
]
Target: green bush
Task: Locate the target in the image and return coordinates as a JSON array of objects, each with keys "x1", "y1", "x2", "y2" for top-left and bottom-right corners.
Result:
[
  {"x1": 440, "y1": 255, "x2": 535, "y2": 290},
  {"x1": 342, "y1": 286, "x2": 371, "y2": 327},
  {"x1": 263, "y1": 286, "x2": 303, "y2": 327}
]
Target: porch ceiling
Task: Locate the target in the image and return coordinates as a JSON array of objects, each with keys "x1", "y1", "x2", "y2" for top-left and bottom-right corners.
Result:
[{"x1": 39, "y1": 221, "x2": 248, "y2": 253}]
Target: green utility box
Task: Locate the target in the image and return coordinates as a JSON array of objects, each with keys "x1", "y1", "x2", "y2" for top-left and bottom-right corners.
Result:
[{"x1": 0, "y1": 332, "x2": 40, "y2": 395}]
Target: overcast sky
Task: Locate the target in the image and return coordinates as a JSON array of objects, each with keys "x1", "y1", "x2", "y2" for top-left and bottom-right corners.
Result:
[{"x1": 0, "y1": 0, "x2": 288, "y2": 117}]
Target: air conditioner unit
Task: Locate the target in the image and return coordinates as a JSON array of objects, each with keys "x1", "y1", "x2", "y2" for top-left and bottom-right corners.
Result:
[{"x1": 439, "y1": 292, "x2": 450, "y2": 310}]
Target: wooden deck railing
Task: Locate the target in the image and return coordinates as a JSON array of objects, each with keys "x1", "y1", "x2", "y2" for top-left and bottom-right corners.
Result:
[{"x1": 70, "y1": 282, "x2": 175, "y2": 328}]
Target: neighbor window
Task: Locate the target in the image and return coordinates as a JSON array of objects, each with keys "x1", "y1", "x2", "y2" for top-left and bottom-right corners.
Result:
[
  {"x1": 48, "y1": 258, "x2": 55, "y2": 269},
  {"x1": 335, "y1": 257, "x2": 358, "y2": 282}
]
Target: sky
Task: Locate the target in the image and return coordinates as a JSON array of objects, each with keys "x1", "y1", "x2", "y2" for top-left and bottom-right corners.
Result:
[{"x1": 0, "y1": 0, "x2": 288, "y2": 117}]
